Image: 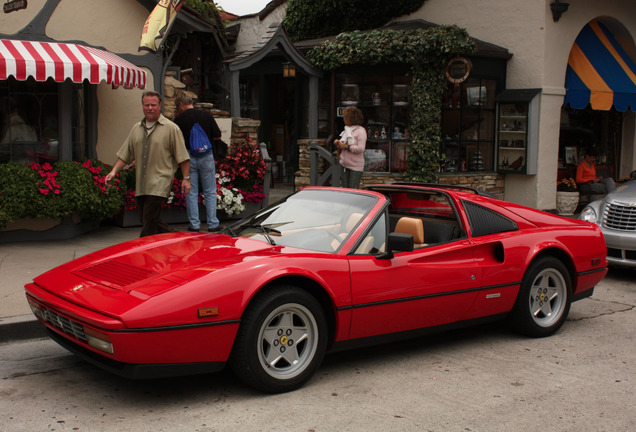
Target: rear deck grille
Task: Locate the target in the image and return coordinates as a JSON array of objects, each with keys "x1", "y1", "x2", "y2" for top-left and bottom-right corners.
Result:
[
  {"x1": 602, "y1": 203, "x2": 636, "y2": 231},
  {"x1": 41, "y1": 307, "x2": 87, "y2": 342}
]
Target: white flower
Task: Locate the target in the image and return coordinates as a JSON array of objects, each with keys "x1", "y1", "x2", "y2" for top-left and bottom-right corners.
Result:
[{"x1": 216, "y1": 186, "x2": 245, "y2": 215}]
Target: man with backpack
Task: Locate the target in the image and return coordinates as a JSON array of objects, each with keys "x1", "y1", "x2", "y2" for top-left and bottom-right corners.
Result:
[{"x1": 173, "y1": 92, "x2": 223, "y2": 232}]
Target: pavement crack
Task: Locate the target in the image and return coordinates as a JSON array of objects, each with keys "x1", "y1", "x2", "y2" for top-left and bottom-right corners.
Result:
[{"x1": 569, "y1": 298, "x2": 635, "y2": 321}]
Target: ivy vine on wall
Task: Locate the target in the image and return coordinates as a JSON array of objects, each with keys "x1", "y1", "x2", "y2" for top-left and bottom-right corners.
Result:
[
  {"x1": 283, "y1": 0, "x2": 425, "y2": 41},
  {"x1": 307, "y1": 27, "x2": 476, "y2": 182}
]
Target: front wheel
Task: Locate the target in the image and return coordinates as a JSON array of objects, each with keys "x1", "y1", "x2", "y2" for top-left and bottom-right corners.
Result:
[
  {"x1": 230, "y1": 287, "x2": 328, "y2": 393},
  {"x1": 509, "y1": 256, "x2": 572, "y2": 337}
]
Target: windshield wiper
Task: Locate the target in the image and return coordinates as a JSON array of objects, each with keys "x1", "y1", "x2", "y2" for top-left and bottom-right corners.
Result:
[
  {"x1": 243, "y1": 224, "x2": 281, "y2": 245},
  {"x1": 223, "y1": 224, "x2": 237, "y2": 236}
]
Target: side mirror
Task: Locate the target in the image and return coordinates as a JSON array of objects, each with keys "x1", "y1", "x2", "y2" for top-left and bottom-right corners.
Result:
[{"x1": 376, "y1": 233, "x2": 414, "y2": 260}]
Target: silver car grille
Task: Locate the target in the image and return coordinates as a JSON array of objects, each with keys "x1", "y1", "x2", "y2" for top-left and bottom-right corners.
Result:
[
  {"x1": 41, "y1": 307, "x2": 87, "y2": 342},
  {"x1": 602, "y1": 202, "x2": 636, "y2": 231}
]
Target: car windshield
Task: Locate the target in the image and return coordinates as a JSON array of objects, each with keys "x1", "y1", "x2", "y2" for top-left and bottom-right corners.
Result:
[{"x1": 230, "y1": 189, "x2": 378, "y2": 252}]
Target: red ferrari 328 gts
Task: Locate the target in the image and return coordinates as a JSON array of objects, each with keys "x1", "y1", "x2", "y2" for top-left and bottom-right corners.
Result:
[{"x1": 25, "y1": 184, "x2": 608, "y2": 393}]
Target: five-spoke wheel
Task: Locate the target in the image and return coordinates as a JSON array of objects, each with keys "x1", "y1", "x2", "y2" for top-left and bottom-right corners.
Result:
[
  {"x1": 231, "y1": 286, "x2": 327, "y2": 393},
  {"x1": 509, "y1": 256, "x2": 572, "y2": 337}
]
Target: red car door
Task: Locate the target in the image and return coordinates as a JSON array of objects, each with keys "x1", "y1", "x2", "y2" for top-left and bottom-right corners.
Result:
[{"x1": 347, "y1": 240, "x2": 482, "y2": 340}]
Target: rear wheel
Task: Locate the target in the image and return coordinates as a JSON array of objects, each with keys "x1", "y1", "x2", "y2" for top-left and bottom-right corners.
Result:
[
  {"x1": 231, "y1": 287, "x2": 328, "y2": 393},
  {"x1": 509, "y1": 256, "x2": 572, "y2": 337}
]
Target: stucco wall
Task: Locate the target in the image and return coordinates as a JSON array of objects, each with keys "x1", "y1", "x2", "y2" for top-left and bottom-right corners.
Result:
[
  {"x1": 95, "y1": 85, "x2": 147, "y2": 165},
  {"x1": 231, "y1": 5, "x2": 289, "y2": 54},
  {"x1": 0, "y1": 0, "x2": 46, "y2": 34},
  {"x1": 46, "y1": 0, "x2": 148, "y2": 54}
]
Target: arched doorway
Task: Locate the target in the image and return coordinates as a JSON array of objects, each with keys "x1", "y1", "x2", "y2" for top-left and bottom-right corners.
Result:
[{"x1": 559, "y1": 18, "x2": 636, "y2": 181}]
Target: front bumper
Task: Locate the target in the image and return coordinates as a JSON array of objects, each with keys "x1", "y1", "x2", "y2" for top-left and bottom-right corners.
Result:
[
  {"x1": 602, "y1": 229, "x2": 636, "y2": 268},
  {"x1": 25, "y1": 286, "x2": 240, "y2": 377},
  {"x1": 46, "y1": 327, "x2": 225, "y2": 379}
]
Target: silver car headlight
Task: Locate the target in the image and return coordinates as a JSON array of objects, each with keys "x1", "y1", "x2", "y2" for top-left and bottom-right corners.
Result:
[{"x1": 579, "y1": 206, "x2": 598, "y2": 224}]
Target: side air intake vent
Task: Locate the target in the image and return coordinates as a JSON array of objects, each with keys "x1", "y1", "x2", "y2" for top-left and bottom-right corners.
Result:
[{"x1": 462, "y1": 200, "x2": 518, "y2": 237}]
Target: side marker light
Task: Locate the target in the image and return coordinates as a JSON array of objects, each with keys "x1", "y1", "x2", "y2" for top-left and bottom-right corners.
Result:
[{"x1": 198, "y1": 307, "x2": 219, "y2": 318}]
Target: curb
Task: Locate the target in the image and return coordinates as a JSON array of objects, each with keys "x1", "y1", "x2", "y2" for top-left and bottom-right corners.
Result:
[{"x1": 0, "y1": 314, "x2": 46, "y2": 344}]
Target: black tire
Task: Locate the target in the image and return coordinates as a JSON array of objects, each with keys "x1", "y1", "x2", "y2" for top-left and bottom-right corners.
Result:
[
  {"x1": 230, "y1": 286, "x2": 328, "y2": 393},
  {"x1": 509, "y1": 256, "x2": 572, "y2": 337}
]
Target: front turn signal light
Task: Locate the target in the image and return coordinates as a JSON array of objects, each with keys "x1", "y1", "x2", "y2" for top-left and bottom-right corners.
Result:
[{"x1": 84, "y1": 327, "x2": 114, "y2": 354}]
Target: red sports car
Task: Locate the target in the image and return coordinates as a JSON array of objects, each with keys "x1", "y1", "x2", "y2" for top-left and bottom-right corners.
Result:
[{"x1": 25, "y1": 184, "x2": 608, "y2": 393}]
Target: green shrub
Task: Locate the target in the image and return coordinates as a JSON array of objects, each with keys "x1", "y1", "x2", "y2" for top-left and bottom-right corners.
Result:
[{"x1": 0, "y1": 160, "x2": 125, "y2": 228}]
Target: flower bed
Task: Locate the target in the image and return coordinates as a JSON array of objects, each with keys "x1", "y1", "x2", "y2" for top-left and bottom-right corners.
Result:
[
  {"x1": 119, "y1": 140, "x2": 267, "y2": 218},
  {"x1": 0, "y1": 160, "x2": 124, "y2": 229}
]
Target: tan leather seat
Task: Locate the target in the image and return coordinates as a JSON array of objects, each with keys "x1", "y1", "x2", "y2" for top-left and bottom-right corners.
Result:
[
  {"x1": 344, "y1": 213, "x2": 363, "y2": 233},
  {"x1": 331, "y1": 212, "x2": 364, "y2": 251},
  {"x1": 394, "y1": 217, "x2": 427, "y2": 248}
]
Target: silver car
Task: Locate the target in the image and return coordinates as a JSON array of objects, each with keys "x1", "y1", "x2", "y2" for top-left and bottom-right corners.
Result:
[{"x1": 580, "y1": 171, "x2": 636, "y2": 267}]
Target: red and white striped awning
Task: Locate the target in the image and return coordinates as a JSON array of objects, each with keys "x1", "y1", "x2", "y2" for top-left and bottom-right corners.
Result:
[{"x1": 0, "y1": 39, "x2": 147, "y2": 89}]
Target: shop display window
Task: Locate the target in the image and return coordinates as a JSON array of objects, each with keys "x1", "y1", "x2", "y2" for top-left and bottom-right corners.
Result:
[
  {"x1": 0, "y1": 77, "x2": 89, "y2": 164},
  {"x1": 495, "y1": 89, "x2": 540, "y2": 175},
  {"x1": 497, "y1": 103, "x2": 528, "y2": 173},
  {"x1": 335, "y1": 70, "x2": 411, "y2": 173},
  {"x1": 441, "y1": 78, "x2": 497, "y2": 172}
]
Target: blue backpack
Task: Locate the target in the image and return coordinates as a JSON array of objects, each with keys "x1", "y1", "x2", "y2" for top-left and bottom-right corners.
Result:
[{"x1": 189, "y1": 122, "x2": 213, "y2": 157}]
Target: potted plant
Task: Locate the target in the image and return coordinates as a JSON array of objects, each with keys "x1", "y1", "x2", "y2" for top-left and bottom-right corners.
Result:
[
  {"x1": 0, "y1": 160, "x2": 125, "y2": 234},
  {"x1": 556, "y1": 177, "x2": 579, "y2": 216}
]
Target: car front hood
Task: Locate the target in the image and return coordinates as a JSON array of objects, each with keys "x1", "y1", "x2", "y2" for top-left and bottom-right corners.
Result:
[
  {"x1": 606, "y1": 180, "x2": 636, "y2": 203},
  {"x1": 31, "y1": 232, "x2": 277, "y2": 316}
]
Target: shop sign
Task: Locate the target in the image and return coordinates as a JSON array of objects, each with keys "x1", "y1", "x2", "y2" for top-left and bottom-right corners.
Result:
[
  {"x1": 336, "y1": 107, "x2": 345, "y2": 117},
  {"x1": 4, "y1": 0, "x2": 27, "y2": 13},
  {"x1": 445, "y1": 56, "x2": 471, "y2": 84}
]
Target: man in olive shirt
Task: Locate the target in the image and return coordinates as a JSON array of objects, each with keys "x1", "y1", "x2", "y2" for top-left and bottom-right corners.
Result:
[{"x1": 105, "y1": 90, "x2": 191, "y2": 237}]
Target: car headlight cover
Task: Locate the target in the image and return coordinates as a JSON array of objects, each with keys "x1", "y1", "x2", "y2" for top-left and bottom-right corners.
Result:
[{"x1": 579, "y1": 206, "x2": 598, "y2": 224}]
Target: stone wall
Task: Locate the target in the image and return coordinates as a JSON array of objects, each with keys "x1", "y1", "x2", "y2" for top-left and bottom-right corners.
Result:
[
  {"x1": 163, "y1": 70, "x2": 232, "y2": 121},
  {"x1": 296, "y1": 138, "x2": 505, "y2": 198},
  {"x1": 230, "y1": 118, "x2": 260, "y2": 146}
]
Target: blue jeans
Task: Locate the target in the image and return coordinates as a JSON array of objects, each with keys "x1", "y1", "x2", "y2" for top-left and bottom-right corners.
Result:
[{"x1": 186, "y1": 152, "x2": 219, "y2": 229}]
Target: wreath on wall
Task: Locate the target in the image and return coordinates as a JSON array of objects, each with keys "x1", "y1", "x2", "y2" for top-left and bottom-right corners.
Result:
[{"x1": 307, "y1": 27, "x2": 476, "y2": 182}]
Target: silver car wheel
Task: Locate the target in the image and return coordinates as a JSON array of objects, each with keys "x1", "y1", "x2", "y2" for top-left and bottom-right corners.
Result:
[
  {"x1": 257, "y1": 303, "x2": 320, "y2": 380},
  {"x1": 528, "y1": 268, "x2": 567, "y2": 328}
]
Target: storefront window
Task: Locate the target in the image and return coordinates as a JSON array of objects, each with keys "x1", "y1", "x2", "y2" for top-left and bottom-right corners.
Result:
[
  {"x1": 441, "y1": 78, "x2": 497, "y2": 172},
  {"x1": 559, "y1": 106, "x2": 622, "y2": 175},
  {"x1": 335, "y1": 69, "x2": 411, "y2": 174},
  {"x1": 239, "y1": 77, "x2": 260, "y2": 120},
  {"x1": 0, "y1": 77, "x2": 89, "y2": 164},
  {"x1": 72, "y1": 87, "x2": 87, "y2": 160}
]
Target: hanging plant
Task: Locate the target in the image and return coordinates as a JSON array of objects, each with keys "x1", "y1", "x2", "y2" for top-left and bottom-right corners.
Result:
[{"x1": 307, "y1": 26, "x2": 476, "y2": 182}]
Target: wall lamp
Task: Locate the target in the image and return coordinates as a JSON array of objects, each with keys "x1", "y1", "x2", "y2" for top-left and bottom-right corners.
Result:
[
  {"x1": 551, "y1": 0, "x2": 569, "y2": 22},
  {"x1": 283, "y1": 63, "x2": 296, "y2": 78}
]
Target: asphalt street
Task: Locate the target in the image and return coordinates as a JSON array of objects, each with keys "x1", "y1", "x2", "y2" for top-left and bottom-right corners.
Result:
[{"x1": 1, "y1": 266, "x2": 634, "y2": 432}]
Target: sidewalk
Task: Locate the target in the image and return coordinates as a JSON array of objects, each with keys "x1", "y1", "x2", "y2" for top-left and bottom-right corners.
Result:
[{"x1": 0, "y1": 184, "x2": 295, "y2": 343}]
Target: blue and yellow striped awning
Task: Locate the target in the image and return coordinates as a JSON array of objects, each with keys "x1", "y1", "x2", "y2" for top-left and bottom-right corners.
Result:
[{"x1": 564, "y1": 20, "x2": 636, "y2": 111}]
